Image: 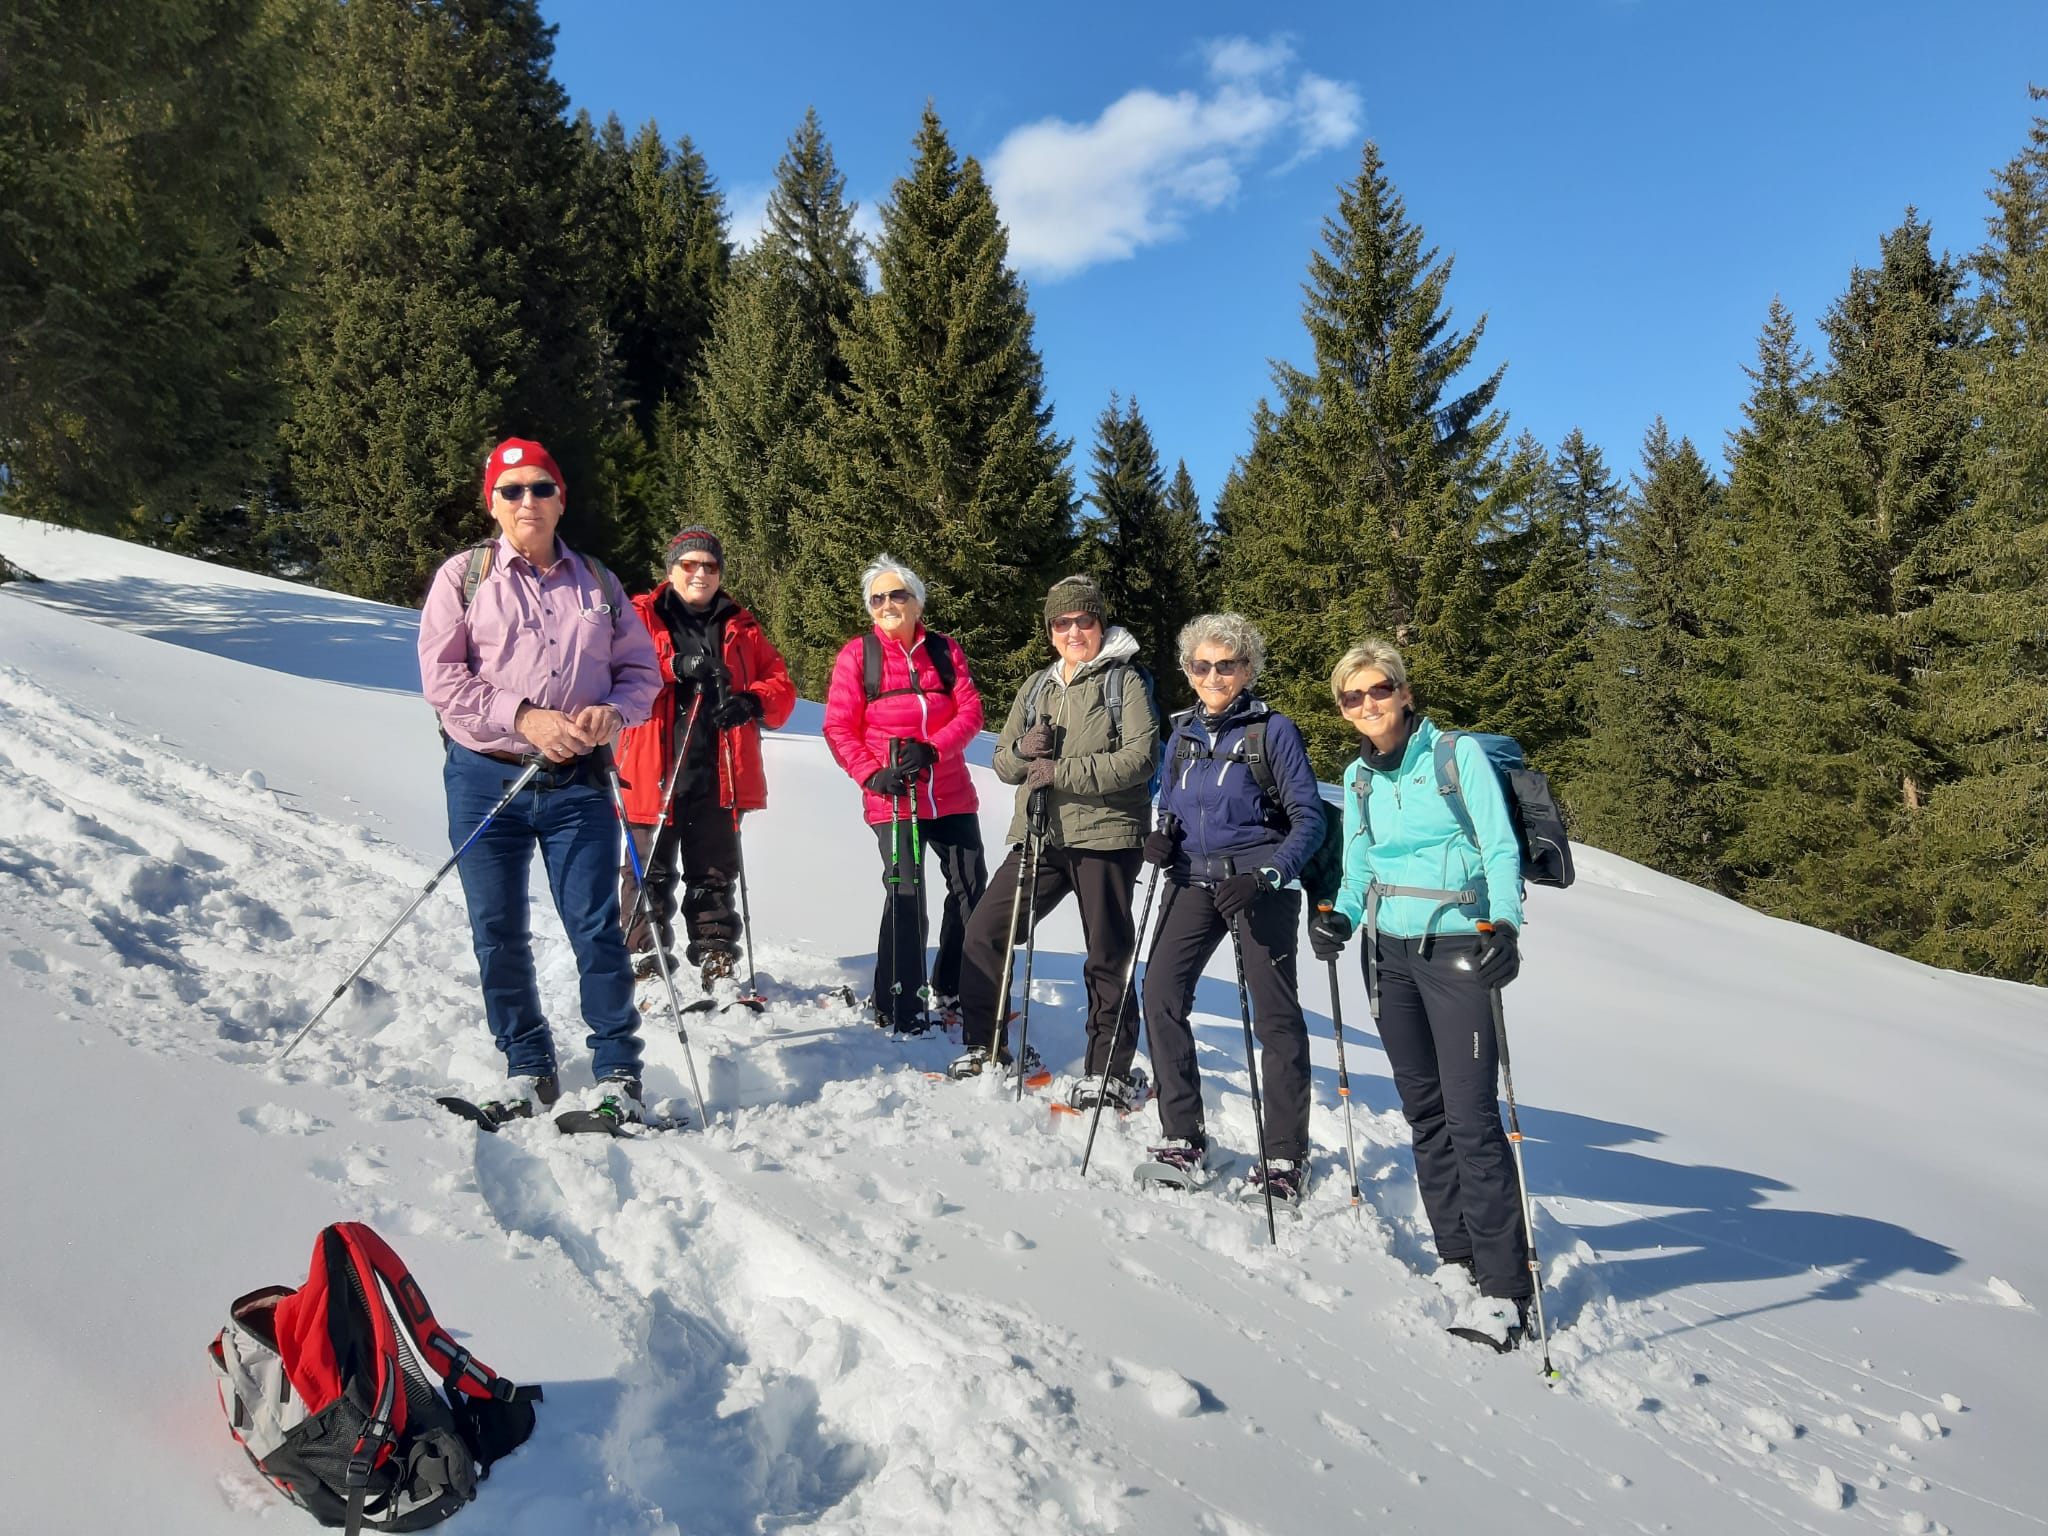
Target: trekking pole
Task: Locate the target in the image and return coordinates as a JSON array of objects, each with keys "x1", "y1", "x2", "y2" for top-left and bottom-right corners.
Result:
[
  {"x1": 620, "y1": 691, "x2": 703, "y2": 960},
  {"x1": 1482, "y1": 955, "x2": 1556, "y2": 1380},
  {"x1": 1316, "y1": 901, "x2": 1366, "y2": 1217},
  {"x1": 906, "y1": 760, "x2": 934, "y2": 1032},
  {"x1": 601, "y1": 747, "x2": 709, "y2": 1128},
  {"x1": 1080, "y1": 815, "x2": 1174, "y2": 1175},
  {"x1": 278, "y1": 757, "x2": 545, "y2": 1063},
  {"x1": 1220, "y1": 856, "x2": 1276, "y2": 1243},
  {"x1": 884, "y1": 789, "x2": 904, "y2": 1027},
  {"x1": 1012, "y1": 787, "x2": 1051, "y2": 1099},
  {"x1": 987, "y1": 821, "x2": 1031, "y2": 1066}
]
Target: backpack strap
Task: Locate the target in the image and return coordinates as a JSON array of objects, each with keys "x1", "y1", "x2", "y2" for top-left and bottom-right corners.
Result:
[
  {"x1": 1102, "y1": 663, "x2": 1126, "y2": 750},
  {"x1": 1432, "y1": 730, "x2": 1478, "y2": 849},
  {"x1": 862, "y1": 632, "x2": 882, "y2": 701},
  {"x1": 580, "y1": 551, "x2": 626, "y2": 613},
  {"x1": 459, "y1": 542, "x2": 495, "y2": 608}
]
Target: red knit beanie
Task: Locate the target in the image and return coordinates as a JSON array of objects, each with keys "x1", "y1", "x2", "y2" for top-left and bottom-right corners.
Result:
[{"x1": 482, "y1": 438, "x2": 566, "y2": 505}]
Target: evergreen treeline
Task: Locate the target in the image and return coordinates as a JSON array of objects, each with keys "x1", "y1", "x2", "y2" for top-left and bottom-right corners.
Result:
[{"x1": 2, "y1": 9, "x2": 2043, "y2": 984}]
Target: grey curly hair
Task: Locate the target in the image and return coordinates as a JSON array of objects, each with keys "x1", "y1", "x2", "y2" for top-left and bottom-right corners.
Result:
[
  {"x1": 858, "y1": 554, "x2": 926, "y2": 611},
  {"x1": 1176, "y1": 612, "x2": 1267, "y2": 682}
]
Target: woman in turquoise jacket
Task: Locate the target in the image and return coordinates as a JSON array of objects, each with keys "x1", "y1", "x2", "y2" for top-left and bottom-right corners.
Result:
[{"x1": 1306, "y1": 638, "x2": 1533, "y2": 1350}]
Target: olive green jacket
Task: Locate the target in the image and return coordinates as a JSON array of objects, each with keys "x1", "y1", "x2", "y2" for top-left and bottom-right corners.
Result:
[{"x1": 990, "y1": 627, "x2": 1160, "y2": 850}]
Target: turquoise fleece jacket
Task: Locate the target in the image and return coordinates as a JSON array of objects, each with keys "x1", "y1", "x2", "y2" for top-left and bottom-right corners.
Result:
[{"x1": 1332, "y1": 716, "x2": 1525, "y2": 939}]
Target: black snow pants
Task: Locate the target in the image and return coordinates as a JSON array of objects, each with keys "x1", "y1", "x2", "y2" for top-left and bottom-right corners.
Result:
[
  {"x1": 957, "y1": 842, "x2": 1141, "y2": 1069},
  {"x1": 1370, "y1": 931, "x2": 1532, "y2": 1300},
  {"x1": 619, "y1": 781, "x2": 741, "y2": 964},
  {"x1": 869, "y1": 811, "x2": 987, "y2": 1029},
  {"x1": 1142, "y1": 881, "x2": 1311, "y2": 1162}
]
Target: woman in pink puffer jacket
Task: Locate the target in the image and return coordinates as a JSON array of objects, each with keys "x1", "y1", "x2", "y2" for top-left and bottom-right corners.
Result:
[{"x1": 822, "y1": 555, "x2": 988, "y2": 1034}]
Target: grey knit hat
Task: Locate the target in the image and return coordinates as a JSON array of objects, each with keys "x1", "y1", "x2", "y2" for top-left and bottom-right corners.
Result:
[{"x1": 1042, "y1": 574, "x2": 1108, "y2": 627}]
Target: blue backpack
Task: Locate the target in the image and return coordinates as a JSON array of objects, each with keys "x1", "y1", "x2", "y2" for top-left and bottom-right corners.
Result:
[{"x1": 1355, "y1": 731, "x2": 1575, "y2": 890}]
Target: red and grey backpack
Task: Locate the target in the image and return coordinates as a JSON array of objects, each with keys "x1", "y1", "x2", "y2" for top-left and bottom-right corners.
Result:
[{"x1": 207, "y1": 1223, "x2": 541, "y2": 1534}]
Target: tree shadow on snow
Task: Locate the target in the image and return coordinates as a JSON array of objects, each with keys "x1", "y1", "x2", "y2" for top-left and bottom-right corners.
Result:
[{"x1": 21, "y1": 575, "x2": 423, "y2": 692}]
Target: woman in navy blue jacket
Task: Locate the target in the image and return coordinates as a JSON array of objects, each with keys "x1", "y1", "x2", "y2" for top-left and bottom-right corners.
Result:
[{"x1": 1137, "y1": 613, "x2": 1327, "y2": 1200}]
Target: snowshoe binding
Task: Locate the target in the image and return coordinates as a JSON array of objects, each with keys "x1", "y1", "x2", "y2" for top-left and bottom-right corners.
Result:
[
  {"x1": 1133, "y1": 1138, "x2": 1230, "y2": 1191},
  {"x1": 555, "y1": 1076, "x2": 661, "y2": 1137},
  {"x1": 1240, "y1": 1157, "x2": 1309, "y2": 1216},
  {"x1": 1447, "y1": 1296, "x2": 1531, "y2": 1354}
]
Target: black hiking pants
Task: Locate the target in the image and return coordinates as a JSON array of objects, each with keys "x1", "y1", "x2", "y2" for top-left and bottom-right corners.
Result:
[
  {"x1": 869, "y1": 811, "x2": 987, "y2": 1029},
  {"x1": 1370, "y1": 932, "x2": 1532, "y2": 1300},
  {"x1": 1142, "y1": 881, "x2": 1311, "y2": 1162},
  {"x1": 619, "y1": 781, "x2": 741, "y2": 965},
  {"x1": 957, "y1": 841, "x2": 1141, "y2": 1069}
]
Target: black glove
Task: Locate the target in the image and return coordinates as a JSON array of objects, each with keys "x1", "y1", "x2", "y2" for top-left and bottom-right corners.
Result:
[
  {"x1": 1212, "y1": 868, "x2": 1274, "y2": 921},
  {"x1": 865, "y1": 764, "x2": 912, "y2": 798},
  {"x1": 1023, "y1": 757, "x2": 1057, "y2": 791},
  {"x1": 1015, "y1": 720, "x2": 1056, "y2": 760},
  {"x1": 892, "y1": 738, "x2": 938, "y2": 773},
  {"x1": 1475, "y1": 921, "x2": 1520, "y2": 987},
  {"x1": 712, "y1": 690, "x2": 763, "y2": 730},
  {"x1": 1307, "y1": 908, "x2": 1353, "y2": 962},
  {"x1": 672, "y1": 651, "x2": 724, "y2": 684},
  {"x1": 1141, "y1": 822, "x2": 1181, "y2": 867}
]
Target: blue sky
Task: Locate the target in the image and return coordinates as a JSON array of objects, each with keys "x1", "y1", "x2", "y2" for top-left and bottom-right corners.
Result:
[{"x1": 545, "y1": 0, "x2": 2043, "y2": 511}]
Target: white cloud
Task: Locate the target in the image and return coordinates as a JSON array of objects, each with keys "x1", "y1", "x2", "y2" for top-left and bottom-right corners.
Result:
[
  {"x1": 987, "y1": 34, "x2": 1363, "y2": 280},
  {"x1": 726, "y1": 182, "x2": 773, "y2": 252}
]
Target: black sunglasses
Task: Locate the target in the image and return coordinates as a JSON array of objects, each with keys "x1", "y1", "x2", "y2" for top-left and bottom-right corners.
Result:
[
  {"x1": 868, "y1": 588, "x2": 914, "y2": 609},
  {"x1": 495, "y1": 480, "x2": 559, "y2": 502},
  {"x1": 1337, "y1": 681, "x2": 1400, "y2": 710},
  {"x1": 1050, "y1": 613, "x2": 1101, "y2": 633},
  {"x1": 1186, "y1": 657, "x2": 1245, "y2": 679}
]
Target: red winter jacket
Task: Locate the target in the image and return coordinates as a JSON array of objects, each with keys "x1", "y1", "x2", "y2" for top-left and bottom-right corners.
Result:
[
  {"x1": 822, "y1": 625, "x2": 983, "y2": 824},
  {"x1": 616, "y1": 590, "x2": 797, "y2": 822}
]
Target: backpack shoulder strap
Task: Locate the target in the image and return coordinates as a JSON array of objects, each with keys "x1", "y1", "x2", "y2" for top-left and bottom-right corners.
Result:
[
  {"x1": 585, "y1": 553, "x2": 625, "y2": 612},
  {"x1": 1101, "y1": 661, "x2": 1127, "y2": 749},
  {"x1": 924, "y1": 631, "x2": 956, "y2": 692},
  {"x1": 459, "y1": 542, "x2": 495, "y2": 609},
  {"x1": 1021, "y1": 664, "x2": 1059, "y2": 725},
  {"x1": 1433, "y1": 730, "x2": 1477, "y2": 846},
  {"x1": 862, "y1": 632, "x2": 883, "y2": 701},
  {"x1": 1242, "y1": 716, "x2": 1277, "y2": 804}
]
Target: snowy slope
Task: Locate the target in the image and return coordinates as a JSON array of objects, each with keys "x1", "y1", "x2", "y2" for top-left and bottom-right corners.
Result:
[{"x1": 2, "y1": 512, "x2": 2044, "y2": 1536}]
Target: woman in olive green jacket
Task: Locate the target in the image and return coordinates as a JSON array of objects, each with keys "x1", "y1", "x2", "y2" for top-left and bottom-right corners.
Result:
[{"x1": 950, "y1": 575, "x2": 1161, "y2": 1081}]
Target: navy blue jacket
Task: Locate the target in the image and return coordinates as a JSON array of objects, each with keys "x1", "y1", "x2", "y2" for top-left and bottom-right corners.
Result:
[{"x1": 1156, "y1": 694, "x2": 1326, "y2": 887}]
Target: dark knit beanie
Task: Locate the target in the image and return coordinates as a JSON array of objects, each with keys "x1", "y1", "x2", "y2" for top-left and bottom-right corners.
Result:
[
  {"x1": 665, "y1": 527, "x2": 724, "y2": 569},
  {"x1": 1043, "y1": 574, "x2": 1108, "y2": 627}
]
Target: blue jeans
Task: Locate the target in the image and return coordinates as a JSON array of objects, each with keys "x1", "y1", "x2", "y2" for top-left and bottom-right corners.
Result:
[{"x1": 443, "y1": 743, "x2": 643, "y2": 1083}]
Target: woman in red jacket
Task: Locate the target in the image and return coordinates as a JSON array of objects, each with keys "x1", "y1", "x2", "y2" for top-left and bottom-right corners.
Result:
[
  {"x1": 822, "y1": 555, "x2": 987, "y2": 1034},
  {"x1": 615, "y1": 528, "x2": 796, "y2": 991}
]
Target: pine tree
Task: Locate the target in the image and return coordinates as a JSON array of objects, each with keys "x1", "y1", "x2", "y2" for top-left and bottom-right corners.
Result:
[
  {"x1": 1917, "y1": 93, "x2": 2048, "y2": 983},
  {"x1": 809, "y1": 105, "x2": 1074, "y2": 700},
  {"x1": 688, "y1": 109, "x2": 866, "y2": 678},
  {"x1": 1166, "y1": 459, "x2": 1213, "y2": 610},
  {"x1": 0, "y1": 0, "x2": 309, "y2": 554},
  {"x1": 1768, "y1": 213, "x2": 1971, "y2": 949},
  {"x1": 1076, "y1": 396, "x2": 1202, "y2": 707},
  {"x1": 273, "y1": 0, "x2": 609, "y2": 603},
  {"x1": 1574, "y1": 422, "x2": 1727, "y2": 882},
  {"x1": 1216, "y1": 142, "x2": 1510, "y2": 775}
]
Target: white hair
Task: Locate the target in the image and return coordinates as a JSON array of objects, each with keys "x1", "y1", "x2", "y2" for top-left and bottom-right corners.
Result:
[{"x1": 859, "y1": 554, "x2": 927, "y2": 610}]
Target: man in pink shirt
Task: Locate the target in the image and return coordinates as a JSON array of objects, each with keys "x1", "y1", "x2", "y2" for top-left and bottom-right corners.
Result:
[{"x1": 417, "y1": 437, "x2": 661, "y2": 1126}]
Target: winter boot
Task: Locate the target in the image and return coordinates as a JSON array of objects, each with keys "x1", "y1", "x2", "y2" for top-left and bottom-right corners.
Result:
[
  {"x1": 474, "y1": 1072, "x2": 560, "y2": 1127},
  {"x1": 698, "y1": 949, "x2": 736, "y2": 990},
  {"x1": 1430, "y1": 1256, "x2": 1480, "y2": 1298},
  {"x1": 1067, "y1": 1068, "x2": 1149, "y2": 1112}
]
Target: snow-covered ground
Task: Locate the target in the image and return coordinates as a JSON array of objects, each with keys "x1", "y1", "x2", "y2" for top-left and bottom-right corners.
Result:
[{"x1": 2, "y1": 512, "x2": 2043, "y2": 1536}]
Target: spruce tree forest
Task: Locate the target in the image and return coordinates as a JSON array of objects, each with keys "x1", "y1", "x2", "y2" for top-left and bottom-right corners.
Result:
[{"x1": 3, "y1": 1, "x2": 2044, "y2": 987}]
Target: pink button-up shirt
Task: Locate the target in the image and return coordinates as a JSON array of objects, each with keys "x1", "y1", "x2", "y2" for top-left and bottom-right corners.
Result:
[{"x1": 418, "y1": 537, "x2": 661, "y2": 755}]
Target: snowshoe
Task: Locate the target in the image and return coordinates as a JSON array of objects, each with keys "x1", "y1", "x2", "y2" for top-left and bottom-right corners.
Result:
[
  {"x1": 631, "y1": 946, "x2": 674, "y2": 983},
  {"x1": 698, "y1": 949, "x2": 736, "y2": 989},
  {"x1": 1447, "y1": 1296, "x2": 1531, "y2": 1354},
  {"x1": 437, "y1": 1073, "x2": 559, "y2": 1133},
  {"x1": 1240, "y1": 1157, "x2": 1309, "y2": 1215},
  {"x1": 939, "y1": 1043, "x2": 1046, "y2": 1086},
  {"x1": 1133, "y1": 1138, "x2": 1232, "y2": 1191},
  {"x1": 1060, "y1": 1069, "x2": 1150, "y2": 1115},
  {"x1": 555, "y1": 1076, "x2": 649, "y2": 1137}
]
